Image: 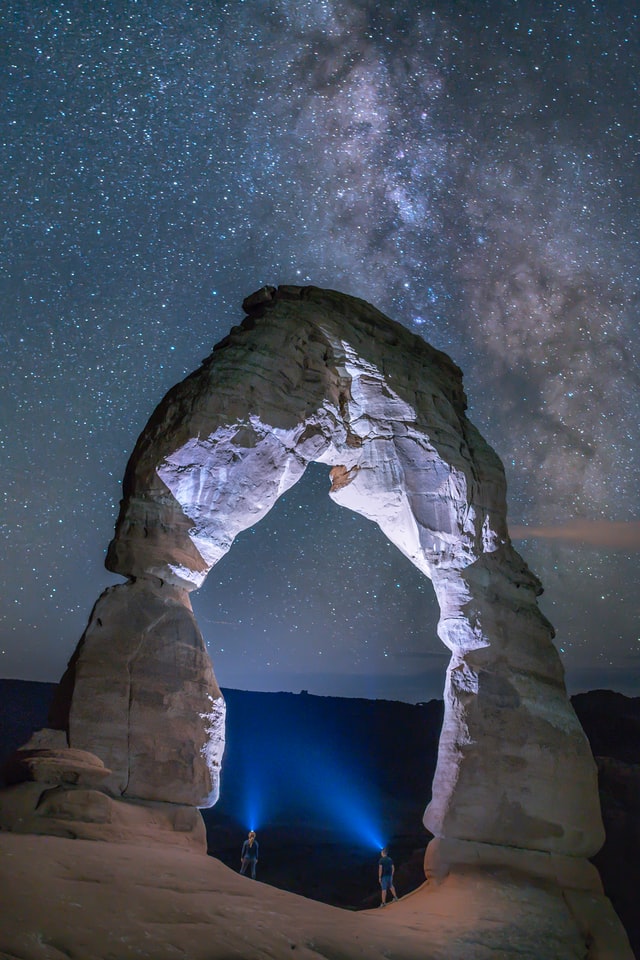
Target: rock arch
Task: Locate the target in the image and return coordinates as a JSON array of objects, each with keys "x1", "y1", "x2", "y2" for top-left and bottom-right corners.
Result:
[{"x1": 60, "y1": 285, "x2": 603, "y2": 862}]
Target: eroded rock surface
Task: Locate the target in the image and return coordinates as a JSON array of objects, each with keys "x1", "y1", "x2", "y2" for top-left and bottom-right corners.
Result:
[
  {"x1": 43, "y1": 284, "x2": 630, "y2": 953},
  {"x1": 4, "y1": 744, "x2": 110, "y2": 789},
  {"x1": 0, "y1": 782, "x2": 206, "y2": 850},
  {"x1": 57, "y1": 578, "x2": 225, "y2": 808},
  {"x1": 89, "y1": 285, "x2": 599, "y2": 854}
]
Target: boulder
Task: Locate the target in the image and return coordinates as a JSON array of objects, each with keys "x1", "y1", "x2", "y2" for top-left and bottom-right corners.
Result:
[{"x1": 3, "y1": 745, "x2": 110, "y2": 789}]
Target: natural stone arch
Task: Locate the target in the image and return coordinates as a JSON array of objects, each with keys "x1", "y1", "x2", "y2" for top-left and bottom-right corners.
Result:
[{"x1": 59, "y1": 285, "x2": 603, "y2": 863}]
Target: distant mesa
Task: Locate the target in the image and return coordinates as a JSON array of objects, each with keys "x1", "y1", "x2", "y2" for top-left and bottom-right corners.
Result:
[{"x1": 0, "y1": 286, "x2": 632, "y2": 957}]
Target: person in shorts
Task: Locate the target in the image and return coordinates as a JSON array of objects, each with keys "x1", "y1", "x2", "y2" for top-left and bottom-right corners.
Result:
[{"x1": 378, "y1": 847, "x2": 399, "y2": 906}]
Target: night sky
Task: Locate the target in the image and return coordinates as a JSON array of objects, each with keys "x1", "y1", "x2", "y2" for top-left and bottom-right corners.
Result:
[{"x1": 2, "y1": 1, "x2": 638, "y2": 702}]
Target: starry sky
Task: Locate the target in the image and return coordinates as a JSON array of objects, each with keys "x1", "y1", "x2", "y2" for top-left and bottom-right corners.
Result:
[{"x1": 2, "y1": 0, "x2": 639, "y2": 703}]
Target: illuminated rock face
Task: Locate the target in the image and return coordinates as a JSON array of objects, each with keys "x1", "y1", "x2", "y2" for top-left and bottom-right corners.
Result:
[
  {"x1": 65, "y1": 285, "x2": 602, "y2": 855},
  {"x1": 59, "y1": 579, "x2": 225, "y2": 808}
]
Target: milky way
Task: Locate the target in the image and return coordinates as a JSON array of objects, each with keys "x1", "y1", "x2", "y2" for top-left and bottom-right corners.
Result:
[{"x1": 1, "y1": 0, "x2": 638, "y2": 700}]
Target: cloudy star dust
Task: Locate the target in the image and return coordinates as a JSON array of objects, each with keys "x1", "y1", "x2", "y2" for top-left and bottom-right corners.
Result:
[{"x1": 1, "y1": 0, "x2": 638, "y2": 701}]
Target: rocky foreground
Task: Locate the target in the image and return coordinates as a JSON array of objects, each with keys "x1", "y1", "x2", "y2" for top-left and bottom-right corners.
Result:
[
  {"x1": 0, "y1": 680, "x2": 638, "y2": 959},
  {"x1": 3, "y1": 827, "x2": 633, "y2": 960}
]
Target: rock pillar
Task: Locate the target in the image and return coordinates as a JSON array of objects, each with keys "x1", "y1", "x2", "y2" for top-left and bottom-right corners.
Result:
[
  {"x1": 59, "y1": 578, "x2": 225, "y2": 808},
  {"x1": 426, "y1": 552, "x2": 603, "y2": 855}
]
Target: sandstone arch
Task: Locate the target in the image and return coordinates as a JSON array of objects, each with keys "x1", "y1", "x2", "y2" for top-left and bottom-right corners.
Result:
[{"x1": 57, "y1": 284, "x2": 604, "y2": 867}]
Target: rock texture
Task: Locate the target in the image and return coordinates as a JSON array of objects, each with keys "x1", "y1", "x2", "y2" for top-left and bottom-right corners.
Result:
[
  {"x1": 0, "y1": 726, "x2": 206, "y2": 851},
  {"x1": 55, "y1": 577, "x2": 225, "y2": 808},
  {"x1": 93, "y1": 285, "x2": 597, "y2": 847},
  {"x1": 0, "y1": 831, "x2": 633, "y2": 960},
  {"x1": 0, "y1": 782, "x2": 207, "y2": 850},
  {"x1": 4, "y1": 744, "x2": 110, "y2": 789},
  {"x1": 39, "y1": 284, "x2": 630, "y2": 955}
]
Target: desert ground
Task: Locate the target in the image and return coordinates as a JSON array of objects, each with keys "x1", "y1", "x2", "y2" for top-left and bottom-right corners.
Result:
[{"x1": 2, "y1": 828, "x2": 631, "y2": 960}]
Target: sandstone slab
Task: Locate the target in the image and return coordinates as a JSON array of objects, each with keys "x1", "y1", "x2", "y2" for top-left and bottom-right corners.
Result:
[{"x1": 0, "y1": 832, "x2": 633, "y2": 960}]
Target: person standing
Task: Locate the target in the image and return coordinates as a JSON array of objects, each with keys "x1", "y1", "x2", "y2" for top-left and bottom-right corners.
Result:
[
  {"x1": 240, "y1": 830, "x2": 259, "y2": 879},
  {"x1": 377, "y1": 847, "x2": 398, "y2": 906}
]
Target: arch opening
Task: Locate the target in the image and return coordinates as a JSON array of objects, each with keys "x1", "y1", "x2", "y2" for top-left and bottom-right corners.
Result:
[
  {"x1": 191, "y1": 459, "x2": 444, "y2": 702},
  {"x1": 192, "y1": 458, "x2": 445, "y2": 899}
]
